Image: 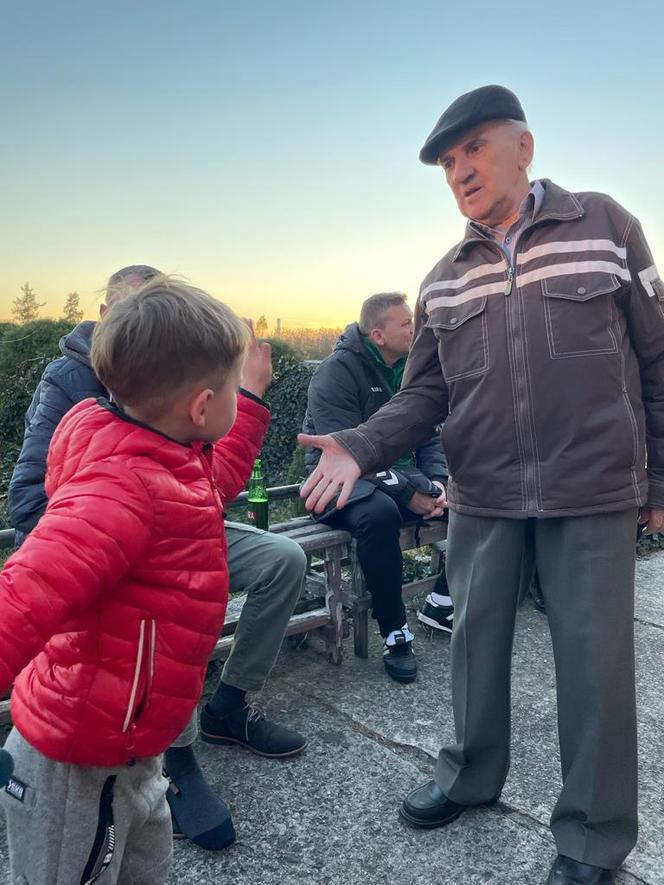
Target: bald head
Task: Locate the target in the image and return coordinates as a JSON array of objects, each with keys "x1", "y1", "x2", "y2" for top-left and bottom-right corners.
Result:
[{"x1": 105, "y1": 265, "x2": 161, "y2": 307}]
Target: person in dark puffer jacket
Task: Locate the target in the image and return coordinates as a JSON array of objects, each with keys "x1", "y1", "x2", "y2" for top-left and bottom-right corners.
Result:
[
  {"x1": 0, "y1": 278, "x2": 268, "y2": 885},
  {"x1": 303, "y1": 292, "x2": 452, "y2": 684},
  {"x1": 8, "y1": 265, "x2": 158, "y2": 543}
]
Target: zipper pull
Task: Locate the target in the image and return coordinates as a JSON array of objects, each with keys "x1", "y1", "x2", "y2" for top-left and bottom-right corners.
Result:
[{"x1": 505, "y1": 267, "x2": 514, "y2": 296}]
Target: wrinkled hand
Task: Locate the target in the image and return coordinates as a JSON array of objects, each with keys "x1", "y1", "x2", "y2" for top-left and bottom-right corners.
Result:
[
  {"x1": 298, "y1": 433, "x2": 361, "y2": 513},
  {"x1": 240, "y1": 318, "x2": 272, "y2": 398},
  {"x1": 639, "y1": 506, "x2": 664, "y2": 535},
  {"x1": 428, "y1": 480, "x2": 449, "y2": 518}
]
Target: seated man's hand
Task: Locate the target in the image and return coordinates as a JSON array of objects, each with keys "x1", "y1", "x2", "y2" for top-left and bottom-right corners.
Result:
[
  {"x1": 298, "y1": 434, "x2": 361, "y2": 513},
  {"x1": 427, "y1": 480, "x2": 448, "y2": 518},
  {"x1": 639, "y1": 506, "x2": 664, "y2": 535},
  {"x1": 241, "y1": 318, "x2": 273, "y2": 398},
  {"x1": 408, "y1": 490, "x2": 438, "y2": 517}
]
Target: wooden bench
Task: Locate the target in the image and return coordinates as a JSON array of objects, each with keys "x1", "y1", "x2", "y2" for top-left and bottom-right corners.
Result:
[
  {"x1": 227, "y1": 485, "x2": 447, "y2": 660},
  {"x1": 0, "y1": 490, "x2": 447, "y2": 724}
]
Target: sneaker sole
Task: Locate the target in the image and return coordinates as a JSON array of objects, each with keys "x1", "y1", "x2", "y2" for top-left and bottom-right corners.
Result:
[
  {"x1": 200, "y1": 731, "x2": 307, "y2": 758},
  {"x1": 417, "y1": 612, "x2": 453, "y2": 633},
  {"x1": 383, "y1": 666, "x2": 418, "y2": 684}
]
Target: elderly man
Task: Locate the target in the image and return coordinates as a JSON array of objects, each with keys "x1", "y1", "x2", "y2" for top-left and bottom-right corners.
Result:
[
  {"x1": 303, "y1": 292, "x2": 451, "y2": 683},
  {"x1": 299, "y1": 85, "x2": 664, "y2": 884}
]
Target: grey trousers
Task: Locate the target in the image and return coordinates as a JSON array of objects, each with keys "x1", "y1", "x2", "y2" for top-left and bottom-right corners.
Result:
[
  {"x1": 436, "y1": 508, "x2": 638, "y2": 869},
  {"x1": 173, "y1": 521, "x2": 307, "y2": 746},
  {"x1": 0, "y1": 728, "x2": 172, "y2": 885}
]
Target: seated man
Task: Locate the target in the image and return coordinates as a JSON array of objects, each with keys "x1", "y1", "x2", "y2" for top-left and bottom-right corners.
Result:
[
  {"x1": 8, "y1": 264, "x2": 308, "y2": 852},
  {"x1": 302, "y1": 292, "x2": 452, "y2": 684}
]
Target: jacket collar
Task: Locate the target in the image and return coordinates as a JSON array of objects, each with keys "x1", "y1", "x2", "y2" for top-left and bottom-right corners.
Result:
[
  {"x1": 451, "y1": 179, "x2": 585, "y2": 262},
  {"x1": 97, "y1": 397, "x2": 192, "y2": 448}
]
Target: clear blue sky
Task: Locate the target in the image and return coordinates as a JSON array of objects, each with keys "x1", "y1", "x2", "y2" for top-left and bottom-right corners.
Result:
[{"x1": 0, "y1": 0, "x2": 662, "y2": 326}]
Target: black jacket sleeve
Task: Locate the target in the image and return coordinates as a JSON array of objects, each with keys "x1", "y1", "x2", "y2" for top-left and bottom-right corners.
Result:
[
  {"x1": 8, "y1": 361, "x2": 101, "y2": 535},
  {"x1": 415, "y1": 434, "x2": 448, "y2": 484}
]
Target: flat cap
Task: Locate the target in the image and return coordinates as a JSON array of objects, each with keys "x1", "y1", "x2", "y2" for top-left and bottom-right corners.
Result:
[{"x1": 419, "y1": 85, "x2": 526, "y2": 165}]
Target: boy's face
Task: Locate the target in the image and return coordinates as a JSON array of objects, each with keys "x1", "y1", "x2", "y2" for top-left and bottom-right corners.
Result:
[{"x1": 195, "y1": 358, "x2": 244, "y2": 442}]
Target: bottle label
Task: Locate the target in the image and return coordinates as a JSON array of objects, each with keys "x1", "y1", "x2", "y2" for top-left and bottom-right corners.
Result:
[{"x1": 248, "y1": 500, "x2": 269, "y2": 530}]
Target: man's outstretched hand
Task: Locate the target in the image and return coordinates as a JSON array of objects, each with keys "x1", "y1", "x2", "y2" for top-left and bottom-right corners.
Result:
[{"x1": 298, "y1": 434, "x2": 361, "y2": 513}]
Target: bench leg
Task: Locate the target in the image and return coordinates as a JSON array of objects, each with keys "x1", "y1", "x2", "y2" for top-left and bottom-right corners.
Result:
[
  {"x1": 353, "y1": 604, "x2": 369, "y2": 659},
  {"x1": 324, "y1": 547, "x2": 344, "y2": 665},
  {"x1": 430, "y1": 539, "x2": 447, "y2": 582},
  {"x1": 350, "y1": 543, "x2": 370, "y2": 658}
]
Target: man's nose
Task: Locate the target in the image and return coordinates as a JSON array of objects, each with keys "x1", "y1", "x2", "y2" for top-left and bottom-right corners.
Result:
[{"x1": 452, "y1": 160, "x2": 474, "y2": 187}]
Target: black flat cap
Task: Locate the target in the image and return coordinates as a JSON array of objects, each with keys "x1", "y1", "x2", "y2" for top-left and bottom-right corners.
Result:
[{"x1": 419, "y1": 85, "x2": 526, "y2": 165}]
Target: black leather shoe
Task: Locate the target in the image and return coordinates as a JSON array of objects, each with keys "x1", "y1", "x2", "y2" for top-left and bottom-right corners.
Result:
[
  {"x1": 399, "y1": 780, "x2": 466, "y2": 828},
  {"x1": 200, "y1": 704, "x2": 306, "y2": 758},
  {"x1": 547, "y1": 855, "x2": 617, "y2": 884}
]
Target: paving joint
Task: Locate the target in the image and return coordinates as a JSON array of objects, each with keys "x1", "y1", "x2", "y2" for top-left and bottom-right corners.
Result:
[{"x1": 291, "y1": 685, "x2": 565, "y2": 844}]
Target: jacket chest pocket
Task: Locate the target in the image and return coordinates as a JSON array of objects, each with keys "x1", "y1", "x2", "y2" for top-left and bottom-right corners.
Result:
[
  {"x1": 427, "y1": 296, "x2": 489, "y2": 382},
  {"x1": 541, "y1": 273, "x2": 620, "y2": 358}
]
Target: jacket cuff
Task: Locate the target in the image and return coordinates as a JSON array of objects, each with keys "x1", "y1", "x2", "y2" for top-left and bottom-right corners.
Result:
[
  {"x1": 391, "y1": 480, "x2": 416, "y2": 506},
  {"x1": 646, "y1": 475, "x2": 664, "y2": 509},
  {"x1": 332, "y1": 428, "x2": 380, "y2": 473},
  {"x1": 239, "y1": 388, "x2": 269, "y2": 409}
]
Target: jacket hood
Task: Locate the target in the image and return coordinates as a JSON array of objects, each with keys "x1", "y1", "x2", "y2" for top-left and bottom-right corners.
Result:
[
  {"x1": 59, "y1": 320, "x2": 97, "y2": 367},
  {"x1": 333, "y1": 322, "x2": 366, "y2": 355}
]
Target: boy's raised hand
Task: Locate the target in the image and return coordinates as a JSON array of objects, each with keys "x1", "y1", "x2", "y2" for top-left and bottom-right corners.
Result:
[{"x1": 241, "y1": 318, "x2": 272, "y2": 399}]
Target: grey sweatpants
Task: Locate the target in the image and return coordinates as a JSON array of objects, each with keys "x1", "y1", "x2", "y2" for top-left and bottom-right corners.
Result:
[
  {"x1": 0, "y1": 728, "x2": 172, "y2": 885},
  {"x1": 436, "y1": 508, "x2": 638, "y2": 869},
  {"x1": 173, "y1": 521, "x2": 307, "y2": 746}
]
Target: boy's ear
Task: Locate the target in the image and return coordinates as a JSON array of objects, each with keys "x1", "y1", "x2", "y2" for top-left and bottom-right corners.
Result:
[{"x1": 189, "y1": 388, "x2": 214, "y2": 428}]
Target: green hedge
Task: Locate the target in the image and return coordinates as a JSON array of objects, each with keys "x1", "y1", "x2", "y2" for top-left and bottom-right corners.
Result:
[
  {"x1": 259, "y1": 338, "x2": 314, "y2": 484},
  {"x1": 0, "y1": 321, "x2": 71, "y2": 527}
]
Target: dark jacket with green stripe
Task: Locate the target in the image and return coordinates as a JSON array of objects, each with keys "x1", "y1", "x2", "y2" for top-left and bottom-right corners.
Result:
[{"x1": 303, "y1": 322, "x2": 448, "y2": 514}]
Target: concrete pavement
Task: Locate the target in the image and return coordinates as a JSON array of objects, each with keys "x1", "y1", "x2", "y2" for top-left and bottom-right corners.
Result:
[{"x1": 1, "y1": 550, "x2": 662, "y2": 884}]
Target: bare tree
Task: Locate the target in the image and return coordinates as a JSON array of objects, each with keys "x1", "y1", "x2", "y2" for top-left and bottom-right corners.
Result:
[
  {"x1": 255, "y1": 315, "x2": 268, "y2": 337},
  {"x1": 12, "y1": 282, "x2": 46, "y2": 324},
  {"x1": 63, "y1": 292, "x2": 84, "y2": 325}
]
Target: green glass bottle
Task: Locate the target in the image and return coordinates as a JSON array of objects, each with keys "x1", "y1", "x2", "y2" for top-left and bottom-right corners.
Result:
[{"x1": 247, "y1": 458, "x2": 269, "y2": 530}]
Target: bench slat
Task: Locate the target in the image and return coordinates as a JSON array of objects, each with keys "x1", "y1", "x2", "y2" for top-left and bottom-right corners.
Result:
[{"x1": 210, "y1": 608, "x2": 331, "y2": 661}]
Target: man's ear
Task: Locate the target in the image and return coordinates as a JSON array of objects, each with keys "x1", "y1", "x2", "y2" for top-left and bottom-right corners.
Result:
[
  {"x1": 188, "y1": 388, "x2": 214, "y2": 429},
  {"x1": 369, "y1": 328, "x2": 385, "y2": 347},
  {"x1": 518, "y1": 130, "x2": 534, "y2": 170}
]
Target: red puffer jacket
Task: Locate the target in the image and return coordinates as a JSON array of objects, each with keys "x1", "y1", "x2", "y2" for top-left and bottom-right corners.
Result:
[{"x1": 0, "y1": 393, "x2": 269, "y2": 766}]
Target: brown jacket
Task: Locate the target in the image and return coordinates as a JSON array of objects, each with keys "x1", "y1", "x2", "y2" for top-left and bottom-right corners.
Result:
[{"x1": 335, "y1": 180, "x2": 664, "y2": 518}]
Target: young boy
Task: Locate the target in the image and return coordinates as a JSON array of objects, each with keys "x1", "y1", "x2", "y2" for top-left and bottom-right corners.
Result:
[
  {"x1": 7, "y1": 263, "x2": 307, "y2": 853},
  {"x1": 0, "y1": 277, "x2": 270, "y2": 884}
]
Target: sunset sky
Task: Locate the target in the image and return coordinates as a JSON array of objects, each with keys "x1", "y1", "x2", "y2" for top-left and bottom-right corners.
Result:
[{"x1": 1, "y1": 0, "x2": 662, "y2": 327}]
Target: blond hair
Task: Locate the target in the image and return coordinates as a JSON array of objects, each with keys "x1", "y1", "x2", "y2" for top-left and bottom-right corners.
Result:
[{"x1": 92, "y1": 276, "x2": 248, "y2": 419}]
